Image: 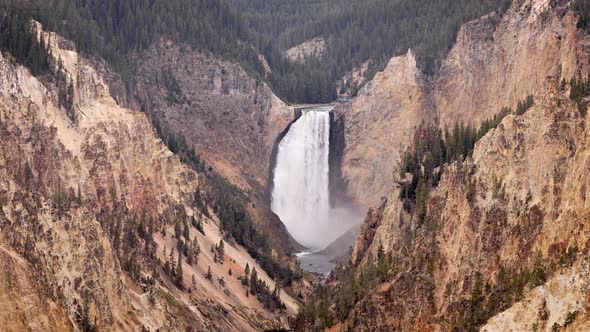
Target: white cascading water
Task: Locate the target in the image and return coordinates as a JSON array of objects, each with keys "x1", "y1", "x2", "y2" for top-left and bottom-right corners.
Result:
[{"x1": 271, "y1": 107, "x2": 334, "y2": 249}]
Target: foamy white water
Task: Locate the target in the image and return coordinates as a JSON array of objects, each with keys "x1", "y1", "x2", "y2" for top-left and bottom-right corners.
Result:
[{"x1": 272, "y1": 107, "x2": 337, "y2": 248}]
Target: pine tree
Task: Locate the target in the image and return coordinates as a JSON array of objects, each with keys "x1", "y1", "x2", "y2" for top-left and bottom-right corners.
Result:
[
  {"x1": 206, "y1": 266, "x2": 213, "y2": 281},
  {"x1": 470, "y1": 272, "x2": 485, "y2": 327},
  {"x1": 56, "y1": 176, "x2": 63, "y2": 211},
  {"x1": 272, "y1": 282, "x2": 280, "y2": 301},
  {"x1": 169, "y1": 248, "x2": 176, "y2": 277},
  {"x1": 109, "y1": 182, "x2": 117, "y2": 204},
  {"x1": 164, "y1": 259, "x2": 170, "y2": 275},
  {"x1": 245, "y1": 263, "x2": 250, "y2": 275},
  {"x1": 218, "y1": 239, "x2": 225, "y2": 262},
  {"x1": 151, "y1": 262, "x2": 158, "y2": 284},
  {"x1": 531, "y1": 251, "x2": 546, "y2": 287},
  {"x1": 66, "y1": 81, "x2": 75, "y2": 119},
  {"x1": 250, "y1": 267, "x2": 258, "y2": 295},
  {"x1": 80, "y1": 301, "x2": 97, "y2": 332},
  {"x1": 187, "y1": 250, "x2": 193, "y2": 265},
  {"x1": 174, "y1": 221, "x2": 181, "y2": 239},
  {"x1": 176, "y1": 250, "x2": 184, "y2": 289},
  {"x1": 183, "y1": 220, "x2": 190, "y2": 240},
  {"x1": 146, "y1": 217, "x2": 154, "y2": 254},
  {"x1": 138, "y1": 219, "x2": 146, "y2": 239},
  {"x1": 415, "y1": 177, "x2": 428, "y2": 224},
  {"x1": 23, "y1": 161, "x2": 33, "y2": 188},
  {"x1": 113, "y1": 218, "x2": 121, "y2": 252},
  {"x1": 77, "y1": 184, "x2": 82, "y2": 204},
  {"x1": 318, "y1": 287, "x2": 332, "y2": 329},
  {"x1": 189, "y1": 237, "x2": 200, "y2": 265}
]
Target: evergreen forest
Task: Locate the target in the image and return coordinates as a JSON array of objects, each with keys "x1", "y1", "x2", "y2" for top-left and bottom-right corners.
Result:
[{"x1": 1, "y1": 0, "x2": 510, "y2": 103}]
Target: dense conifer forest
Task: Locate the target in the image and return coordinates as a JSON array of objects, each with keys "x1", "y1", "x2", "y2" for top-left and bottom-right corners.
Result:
[
  {"x1": 3, "y1": 0, "x2": 590, "y2": 104},
  {"x1": 231, "y1": 0, "x2": 512, "y2": 100},
  {"x1": 0, "y1": 0, "x2": 262, "y2": 90},
  {"x1": 1, "y1": 0, "x2": 511, "y2": 104}
]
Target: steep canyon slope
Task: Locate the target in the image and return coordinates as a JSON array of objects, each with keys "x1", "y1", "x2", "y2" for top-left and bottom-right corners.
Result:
[
  {"x1": 436, "y1": 0, "x2": 590, "y2": 128},
  {"x1": 133, "y1": 41, "x2": 300, "y2": 253},
  {"x1": 344, "y1": 80, "x2": 590, "y2": 331},
  {"x1": 324, "y1": 0, "x2": 590, "y2": 331},
  {"x1": 0, "y1": 28, "x2": 297, "y2": 331},
  {"x1": 335, "y1": 0, "x2": 590, "y2": 208},
  {"x1": 333, "y1": 51, "x2": 435, "y2": 207}
]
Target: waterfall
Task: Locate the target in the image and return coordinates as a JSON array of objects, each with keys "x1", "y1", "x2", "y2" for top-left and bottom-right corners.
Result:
[{"x1": 271, "y1": 107, "x2": 334, "y2": 249}]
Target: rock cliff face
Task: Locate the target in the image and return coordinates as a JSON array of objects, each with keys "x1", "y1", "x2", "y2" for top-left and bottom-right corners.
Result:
[
  {"x1": 135, "y1": 41, "x2": 295, "y2": 195},
  {"x1": 0, "y1": 29, "x2": 296, "y2": 331},
  {"x1": 336, "y1": 60, "x2": 370, "y2": 98},
  {"x1": 481, "y1": 262, "x2": 590, "y2": 331},
  {"x1": 436, "y1": 0, "x2": 590, "y2": 128},
  {"x1": 331, "y1": 0, "x2": 590, "y2": 330},
  {"x1": 335, "y1": 0, "x2": 590, "y2": 208},
  {"x1": 343, "y1": 79, "x2": 590, "y2": 332},
  {"x1": 285, "y1": 37, "x2": 326, "y2": 63},
  {"x1": 0, "y1": 247, "x2": 72, "y2": 331},
  {"x1": 333, "y1": 51, "x2": 435, "y2": 207},
  {"x1": 133, "y1": 41, "x2": 299, "y2": 253}
]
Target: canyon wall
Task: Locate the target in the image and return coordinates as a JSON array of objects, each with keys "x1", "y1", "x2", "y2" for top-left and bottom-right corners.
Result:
[
  {"x1": 133, "y1": 41, "x2": 300, "y2": 253},
  {"x1": 336, "y1": 0, "x2": 590, "y2": 208},
  {"x1": 135, "y1": 41, "x2": 295, "y2": 195},
  {"x1": 286, "y1": 37, "x2": 326, "y2": 63},
  {"x1": 344, "y1": 77, "x2": 590, "y2": 332},
  {"x1": 0, "y1": 29, "x2": 297, "y2": 331},
  {"x1": 333, "y1": 51, "x2": 435, "y2": 207},
  {"x1": 436, "y1": 0, "x2": 590, "y2": 129},
  {"x1": 333, "y1": 0, "x2": 590, "y2": 330}
]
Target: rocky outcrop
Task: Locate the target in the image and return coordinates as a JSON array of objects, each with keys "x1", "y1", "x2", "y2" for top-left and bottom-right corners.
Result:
[
  {"x1": 333, "y1": 51, "x2": 435, "y2": 207},
  {"x1": 0, "y1": 247, "x2": 73, "y2": 331},
  {"x1": 349, "y1": 198, "x2": 389, "y2": 264},
  {"x1": 135, "y1": 40, "x2": 295, "y2": 194},
  {"x1": 436, "y1": 0, "x2": 590, "y2": 128},
  {"x1": 285, "y1": 37, "x2": 326, "y2": 63},
  {"x1": 336, "y1": 60, "x2": 370, "y2": 98},
  {"x1": 481, "y1": 262, "x2": 590, "y2": 331}
]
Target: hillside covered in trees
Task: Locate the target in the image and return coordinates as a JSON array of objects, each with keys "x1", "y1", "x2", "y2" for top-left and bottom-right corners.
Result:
[
  {"x1": 231, "y1": 0, "x2": 511, "y2": 99},
  {"x1": 1, "y1": 0, "x2": 262, "y2": 87},
  {"x1": 1, "y1": 0, "x2": 511, "y2": 104}
]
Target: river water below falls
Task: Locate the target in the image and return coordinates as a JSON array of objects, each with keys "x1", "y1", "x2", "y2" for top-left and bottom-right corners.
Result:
[{"x1": 296, "y1": 251, "x2": 336, "y2": 276}]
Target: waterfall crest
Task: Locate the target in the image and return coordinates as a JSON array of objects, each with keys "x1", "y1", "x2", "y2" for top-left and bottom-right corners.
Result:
[{"x1": 271, "y1": 108, "x2": 333, "y2": 248}]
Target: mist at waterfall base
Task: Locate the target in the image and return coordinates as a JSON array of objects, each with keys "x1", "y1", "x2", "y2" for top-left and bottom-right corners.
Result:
[{"x1": 271, "y1": 107, "x2": 363, "y2": 260}]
